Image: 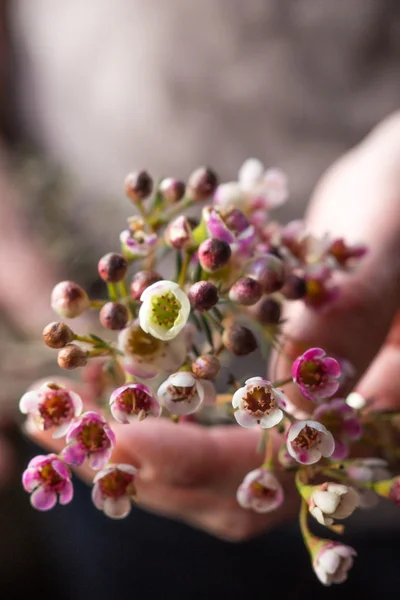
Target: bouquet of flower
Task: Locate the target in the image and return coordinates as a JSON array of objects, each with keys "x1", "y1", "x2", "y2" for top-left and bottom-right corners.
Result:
[{"x1": 19, "y1": 159, "x2": 400, "y2": 586}]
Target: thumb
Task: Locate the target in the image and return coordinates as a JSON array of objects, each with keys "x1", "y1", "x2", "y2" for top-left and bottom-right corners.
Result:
[{"x1": 274, "y1": 113, "x2": 400, "y2": 410}]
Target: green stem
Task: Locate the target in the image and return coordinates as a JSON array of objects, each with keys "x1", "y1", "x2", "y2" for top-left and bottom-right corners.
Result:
[
  {"x1": 107, "y1": 283, "x2": 118, "y2": 301},
  {"x1": 271, "y1": 376, "x2": 293, "y2": 388},
  {"x1": 262, "y1": 431, "x2": 274, "y2": 469},
  {"x1": 89, "y1": 299, "x2": 107, "y2": 309},
  {"x1": 117, "y1": 280, "x2": 128, "y2": 298},
  {"x1": 178, "y1": 252, "x2": 192, "y2": 287},
  {"x1": 73, "y1": 334, "x2": 96, "y2": 344}
]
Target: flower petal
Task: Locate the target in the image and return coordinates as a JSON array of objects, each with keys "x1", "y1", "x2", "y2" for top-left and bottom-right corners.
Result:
[
  {"x1": 59, "y1": 481, "x2": 74, "y2": 505},
  {"x1": 31, "y1": 487, "x2": 57, "y2": 511}
]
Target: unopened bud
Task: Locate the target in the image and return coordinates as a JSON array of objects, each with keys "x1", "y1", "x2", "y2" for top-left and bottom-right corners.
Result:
[
  {"x1": 51, "y1": 281, "x2": 90, "y2": 318},
  {"x1": 222, "y1": 325, "x2": 257, "y2": 356},
  {"x1": 57, "y1": 345, "x2": 88, "y2": 370},
  {"x1": 159, "y1": 178, "x2": 185, "y2": 204},
  {"x1": 281, "y1": 273, "x2": 307, "y2": 300},
  {"x1": 229, "y1": 277, "x2": 262, "y2": 306},
  {"x1": 198, "y1": 238, "x2": 231, "y2": 273},
  {"x1": 252, "y1": 297, "x2": 282, "y2": 325},
  {"x1": 98, "y1": 253, "x2": 128, "y2": 283},
  {"x1": 187, "y1": 167, "x2": 218, "y2": 202},
  {"x1": 130, "y1": 270, "x2": 162, "y2": 300},
  {"x1": 99, "y1": 302, "x2": 129, "y2": 330},
  {"x1": 124, "y1": 170, "x2": 153, "y2": 202},
  {"x1": 222, "y1": 208, "x2": 249, "y2": 234},
  {"x1": 245, "y1": 254, "x2": 285, "y2": 293},
  {"x1": 192, "y1": 355, "x2": 220, "y2": 380},
  {"x1": 165, "y1": 215, "x2": 194, "y2": 251},
  {"x1": 188, "y1": 281, "x2": 219, "y2": 312},
  {"x1": 42, "y1": 321, "x2": 74, "y2": 348}
]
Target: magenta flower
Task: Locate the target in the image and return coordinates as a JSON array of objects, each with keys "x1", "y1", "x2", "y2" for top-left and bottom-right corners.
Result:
[
  {"x1": 313, "y1": 399, "x2": 362, "y2": 459},
  {"x1": 109, "y1": 383, "x2": 161, "y2": 424},
  {"x1": 313, "y1": 542, "x2": 356, "y2": 586},
  {"x1": 92, "y1": 464, "x2": 137, "y2": 519},
  {"x1": 203, "y1": 206, "x2": 255, "y2": 255},
  {"x1": 19, "y1": 382, "x2": 83, "y2": 439},
  {"x1": 292, "y1": 348, "x2": 341, "y2": 402},
  {"x1": 61, "y1": 411, "x2": 116, "y2": 470},
  {"x1": 22, "y1": 453, "x2": 73, "y2": 511},
  {"x1": 236, "y1": 468, "x2": 284, "y2": 513},
  {"x1": 232, "y1": 377, "x2": 286, "y2": 429},
  {"x1": 286, "y1": 419, "x2": 335, "y2": 465},
  {"x1": 303, "y1": 265, "x2": 339, "y2": 310},
  {"x1": 120, "y1": 225, "x2": 157, "y2": 260}
]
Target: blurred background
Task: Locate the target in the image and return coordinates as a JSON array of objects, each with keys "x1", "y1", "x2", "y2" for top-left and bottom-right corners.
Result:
[{"x1": 1, "y1": 1, "x2": 400, "y2": 598}]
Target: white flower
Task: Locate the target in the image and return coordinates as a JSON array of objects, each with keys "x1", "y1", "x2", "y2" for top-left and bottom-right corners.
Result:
[
  {"x1": 118, "y1": 320, "x2": 186, "y2": 379},
  {"x1": 237, "y1": 468, "x2": 284, "y2": 513},
  {"x1": 139, "y1": 280, "x2": 190, "y2": 341},
  {"x1": 92, "y1": 464, "x2": 137, "y2": 519},
  {"x1": 232, "y1": 377, "x2": 286, "y2": 429},
  {"x1": 310, "y1": 483, "x2": 360, "y2": 526},
  {"x1": 286, "y1": 420, "x2": 335, "y2": 465},
  {"x1": 313, "y1": 542, "x2": 356, "y2": 586},
  {"x1": 346, "y1": 458, "x2": 391, "y2": 508},
  {"x1": 157, "y1": 372, "x2": 204, "y2": 415}
]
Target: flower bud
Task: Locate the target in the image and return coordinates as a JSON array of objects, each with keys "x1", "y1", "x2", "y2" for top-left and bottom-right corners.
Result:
[
  {"x1": 98, "y1": 253, "x2": 128, "y2": 283},
  {"x1": 165, "y1": 215, "x2": 194, "y2": 251},
  {"x1": 222, "y1": 324, "x2": 257, "y2": 356},
  {"x1": 51, "y1": 281, "x2": 90, "y2": 318},
  {"x1": 42, "y1": 321, "x2": 75, "y2": 349},
  {"x1": 192, "y1": 355, "x2": 220, "y2": 380},
  {"x1": 245, "y1": 254, "x2": 285, "y2": 293},
  {"x1": 229, "y1": 277, "x2": 262, "y2": 306},
  {"x1": 159, "y1": 178, "x2": 185, "y2": 204},
  {"x1": 188, "y1": 281, "x2": 219, "y2": 312},
  {"x1": 222, "y1": 208, "x2": 249, "y2": 234},
  {"x1": 99, "y1": 302, "x2": 129, "y2": 330},
  {"x1": 124, "y1": 170, "x2": 153, "y2": 202},
  {"x1": 187, "y1": 167, "x2": 218, "y2": 202},
  {"x1": 198, "y1": 238, "x2": 231, "y2": 273},
  {"x1": 281, "y1": 273, "x2": 307, "y2": 300},
  {"x1": 57, "y1": 345, "x2": 88, "y2": 370},
  {"x1": 252, "y1": 297, "x2": 282, "y2": 325},
  {"x1": 130, "y1": 270, "x2": 162, "y2": 301}
]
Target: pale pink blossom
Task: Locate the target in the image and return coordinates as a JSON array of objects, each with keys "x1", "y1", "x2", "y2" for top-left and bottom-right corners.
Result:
[
  {"x1": 92, "y1": 464, "x2": 137, "y2": 519},
  {"x1": 237, "y1": 468, "x2": 284, "y2": 513},
  {"x1": 313, "y1": 542, "x2": 356, "y2": 586},
  {"x1": 310, "y1": 483, "x2": 360, "y2": 525},
  {"x1": 346, "y1": 458, "x2": 391, "y2": 508},
  {"x1": 313, "y1": 399, "x2": 362, "y2": 459},
  {"x1": 292, "y1": 348, "x2": 341, "y2": 402},
  {"x1": 232, "y1": 377, "x2": 286, "y2": 429},
  {"x1": 19, "y1": 382, "x2": 82, "y2": 439},
  {"x1": 22, "y1": 453, "x2": 73, "y2": 511},
  {"x1": 286, "y1": 420, "x2": 335, "y2": 465},
  {"x1": 109, "y1": 383, "x2": 161, "y2": 423},
  {"x1": 61, "y1": 411, "x2": 115, "y2": 470},
  {"x1": 157, "y1": 371, "x2": 204, "y2": 415}
]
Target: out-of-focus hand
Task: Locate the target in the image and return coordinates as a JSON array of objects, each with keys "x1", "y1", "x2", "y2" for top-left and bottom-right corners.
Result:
[{"x1": 26, "y1": 112, "x2": 400, "y2": 540}]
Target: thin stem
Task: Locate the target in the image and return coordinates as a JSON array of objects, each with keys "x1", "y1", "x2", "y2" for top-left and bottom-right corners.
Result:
[
  {"x1": 262, "y1": 431, "x2": 274, "y2": 469},
  {"x1": 178, "y1": 252, "x2": 192, "y2": 287},
  {"x1": 271, "y1": 376, "x2": 293, "y2": 388},
  {"x1": 107, "y1": 283, "x2": 118, "y2": 301},
  {"x1": 89, "y1": 299, "x2": 107, "y2": 309},
  {"x1": 117, "y1": 280, "x2": 128, "y2": 298},
  {"x1": 73, "y1": 334, "x2": 96, "y2": 345}
]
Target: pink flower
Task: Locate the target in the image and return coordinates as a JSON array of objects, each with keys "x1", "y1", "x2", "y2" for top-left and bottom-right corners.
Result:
[
  {"x1": 203, "y1": 206, "x2": 255, "y2": 255},
  {"x1": 61, "y1": 411, "x2": 116, "y2": 470},
  {"x1": 237, "y1": 468, "x2": 284, "y2": 513},
  {"x1": 326, "y1": 238, "x2": 367, "y2": 269},
  {"x1": 303, "y1": 265, "x2": 339, "y2": 310},
  {"x1": 22, "y1": 453, "x2": 73, "y2": 511},
  {"x1": 232, "y1": 377, "x2": 286, "y2": 429},
  {"x1": 19, "y1": 382, "x2": 83, "y2": 439},
  {"x1": 118, "y1": 320, "x2": 186, "y2": 379},
  {"x1": 157, "y1": 372, "x2": 204, "y2": 415},
  {"x1": 92, "y1": 464, "x2": 137, "y2": 519},
  {"x1": 292, "y1": 348, "x2": 341, "y2": 402},
  {"x1": 312, "y1": 399, "x2": 362, "y2": 459},
  {"x1": 286, "y1": 420, "x2": 335, "y2": 465},
  {"x1": 313, "y1": 542, "x2": 356, "y2": 586},
  {"x1": 119, "y1": 227, "x2": 157, "y2": 259},
  {"x1": 109, "y1": 383, "x2": 161, "y2": 423}
]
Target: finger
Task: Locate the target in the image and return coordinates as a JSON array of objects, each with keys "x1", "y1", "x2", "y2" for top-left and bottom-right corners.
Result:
[{"x1": 274, "y1": 114, "x2": 400, "y2": 409}]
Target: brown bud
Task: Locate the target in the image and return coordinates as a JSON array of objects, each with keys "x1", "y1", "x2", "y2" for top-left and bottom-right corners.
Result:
[
  {"x1": 159, "y1": 177, "x2": 186, "y2": 204},
  {"x1": 187, "y1": 167, "x2": 218, "y2": 202},
  {"x1": 51, "y1": 281, "x2": 90, "y2": 318},
  {"x1": 281, "y1": 273, "x2": 307, "y2": 300},
  {"x1": 165, "y1": 215, "x2": 194, "y2": 251},
  {"x1": 99, "y1": 302, "x2": 129, "y2": 330},
  {"x1": 229, "y1": 277, "x2": 262, "y2": 306},
  {"x1": 198, "y1": 238, "x2": 231, "y2": 273},
  {"x1": 130, "y1": 270, "x2": 162, "y2": 300},
  {"x1": 245, "y1": 254, "x2": 285, "y2": 293},
  {"x1": 124, "y1": 170, "x2": 153, "y2": 202},
  {"x1": 42, "y1": 321, "x2": 74, "y2": 348},
  {"x1": 98, "y1": 253, "x2": 128, "y2": 283},
  {"x1": 252, "y1": 297, "x2": 282, "y2": 325},
  {"x1": 57, "y1": 345, "x2": 88, "y2": 370},
  {"x1": 192, "y1": 355, "x2": 220, "y2": 380},
  {"x1": 188, "y1": 281, "x2": 219, "y2": 312},
  {"x1": 222, "y1": 325, "x2": 257, "y2": 356}
]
